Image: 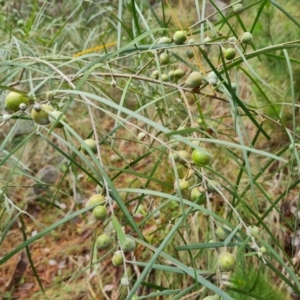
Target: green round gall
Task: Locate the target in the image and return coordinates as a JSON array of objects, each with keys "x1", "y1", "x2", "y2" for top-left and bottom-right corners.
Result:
[
  {"x1": 168, "y1": 70, "x2": 175, "y2": 81},
  {"x1": 151, "y1": 70, "x2": 159, "y2": 79},
  {"x1": 248, "y1": 225, "x2": 259, "y2": 237},
  {"x1": 192, "y1": 149, "x2": 210, "y2": 166},
  {"x1": 175, "y1": 179, "x2": 189, "y2": 191},
  {"x1": 153, "y1": 209, "x2": 160, "y2": 219},
  {"x1": 49, "y1": 110, "x2": 67, "y2": 128},
  {"x1": 188, "y1": 39, "x2": 195, "y2": 44},
  {"x1": 121, "y1": 237, "x2": 136, "y2": 252},
  {"x1": 96, "y1": 234, "x2": 112, "y2": 250},
  {"x1": 169, "y1": 139, "x2": 179, "y2": 150},
  {"x1": 177, "y1": 150, "x2": 191, "y2": 164},
  {"x1": 216, "y1": 226, "x2": 228, "y2": 241},
  {"x1": 110, "y1": 154, "x2": 121, "y2": 163},
  {"x1": 31, "y1": 104, "x2": 54, "y2": 125},
  {"x1": 2, "y1": 114, "x2": 11, "y2": 122},
  {"x1": 185, "y1": 71, "x2": 203, "y2": 88},
  {"x1": 86, "y1": 194, "x2": 105, "y2": 207},
  {"x1": 169, "y1": 151, "x2": 180, "y2": 162},
  {"x1": 161, "y1": 73, "x2": 169, "y2": 81},
  {"x1": 173, "y1": 30, "x2": 186, "y2": 45},
  {"x1": 157, "y1": 37, "x2": 172, "y2": 44},
  {"x1": 173, "y1": 68, "x2": 185, "y2": 80},
  {"x1": 203, "y1": 37, "x2": 212, "y2": 44},
  {"x1": 93, "y1": 205, "x2": 108, "y2": 221},
  {"x1": 120, "y1": 277, "x2": 129, "y2": 286},
  {"x1": 112, "y1": 250, "x2": 124, "y2": 267},
  {"x1": 46, "y1": 91, "x2": 55, "y2": 100},
  {"x1": 260, "y1": 246, "x2": 267, "y2": 253},
  {"x1": 224, "y1": 48, "x2": 236, "y2": 60},
  {"x1": 207, "y1": 72, "x2": 219, "y2": 86},
  {"x1": 190, "y1": 188, "x2": 200, "y2": 201},
  {"x1": 228, "y1": 36, "x2": 238, "y2": 43},
  {"x1": 5, "y1": 91, "x2": 28, "y2": 112},
  {"x1": 138, "y1": 132, "x2": 147, "y2": 141},
  {"x1": 186, "y1": 49, "x2": 194, "y2": 59},
  {"x1": 82, "y1": 139, "x2": 97, "y2": 154},
  {"x1": 160, "y1": 52, "x2": 170, "y2": 65},
  {"x1": 219, "y1": 252, "x2": 236, "y2": 271},
  {"x1": 232, "y1": 4, "x2": 243, "y2": 14},
  {"x1": 240, "y1": 32, "x2": 253, "y2": 44},
  {"x1": 190, "y1": 187, "x2": 205, "y2": 204}
]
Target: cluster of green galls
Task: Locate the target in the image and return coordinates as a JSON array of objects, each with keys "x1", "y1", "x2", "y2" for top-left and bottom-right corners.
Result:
[
  {"x1": 168, "y1": 141, "x2": 222, "y2": 204},
  {"x1": 3, "y1": 91, "x2": 67, "y2": 127},
  {"x1": 85, "y1": 193, "x2": 136, "y2": 269},
  {"x1": 152, "y1": 22, "x2": 253, "y2": 89}
]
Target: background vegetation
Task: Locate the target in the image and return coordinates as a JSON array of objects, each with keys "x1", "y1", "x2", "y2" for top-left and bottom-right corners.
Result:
[{"x1": 1, "y1": 0, "x2": 300, "y2": 299}]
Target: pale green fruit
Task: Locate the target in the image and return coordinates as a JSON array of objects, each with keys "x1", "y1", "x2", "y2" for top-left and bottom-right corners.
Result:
[
  {"x1": 173, "y1": 31, "x2": 186, "y2": 44},
  {"x1": 153, "y1": 210, "x2": 160, "y2": 219},
  {"x1": 232, "y1": 4, "x2": 243, "y2": 14},
  {"x1": 188, "y1": 39, "x2": 195, "y2": 44},
  {"x1": 190, "y1": 187, "x2": 201, "y2": 201},
  {"x1": 49, "y1": 110, "x2": 67, "y2": 128},
  {"x1": 46, "y1": 91, "x2": 55, "y2": 100},
  {"x1": 121, "y1": 237, "x2": 136, "y2": 252},
  {"x1": 157, "y1": 37, "x2": 172, "y2": 44},
  {"x1": 185, "y1": 72, "x2": 203, "y2": 88},
  {"x1": 240, "y1": 32, "x2": 253, "y2": 44},
  {"x1": 86, "y1": 194, "x2": 105, "y2": 207},
  {"x1": 93, "y1": 205, "x2": 107, "y2": 221},
  {"x1": 177, "y1": 150, "x2": 191, "y2": 164},
  {"x1": 219, "y1": 252, "x2": 236, "y2": 271},
  {"x1": 228, "y1": 36, "x2": 238, "y2": 43},
  {"x1": 173, "y1": 69, "x2": 185, "y2": 80},
  {"x1": 248, "y1": 225, "x2": 259, "y2": 237},
  {"x1": 96, "y1": 234, "x2": 112, "y2": 250},
  {"x1": 120, "y1": 277, "x2": 129, "y2": 286},
  {"x1": 169, "y1": 139, "x2": 179, "y2": 150},
  {"x1": 132, "y1": 294, "x2": 138, "y2": 299},
  {"x1": 175, "y1": 179, "x2": 189, "y2": 191},
  {"x1": 168, "y1": 70, "x2": 175, "y2": 81},
  {"x1": 151, "y1": 70, "x2": 159, "y2": 79},
  {"x1": 192, "y1": 149, "x2": 210, "y2": 166},
  {"x1": 82, "y1": 139, "x2": 97, "y2": 154},
  {"x1": 186, "y1": 49, "x2": 194, "y2": 59},
  {"x1": 112, "y1": 250, "x2": 124, "y2": 267},
  {"x1": 138, "y1": 132, "x2": 147, "y2": 141},
  {"x1": 223, "y1": 48, "x2": 236, "y2": 60},
  {"x1": 161, "y1": 73, "x2": 169, "y2": 81},
  {"x1": 31, "y1": 104, "x2": 54, "y2": 125},
  {"x1": 169, "y1": 152, "x2": 180, "y2": 162},
  {"x1": 2, "y1": 114, "x2": 11, "y2": 122},
  {"x1": 5, "y1": 91, "x2": 28, "y2": 112},
  {"x1": 110, "y1": 154, "x2": 121, "y2": 163},
  {"x1": 203, "y1": 37, "x2": 212, "y2": 44},
  {"x1": 207, "y1": 72, "x2": 219, "y2": 86},
  {"x1": 216, "y1": 226, "x2": 228, "y2": 241},
  {"x1": 260, "y1": 246, "x2": 267, "y2": 253},
  {"x1": 190, "y1": 187, "x2": 205, "y2": 204},
  {"x1": 160, "y1": 52, "x2": 170, "y2": 65}
]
